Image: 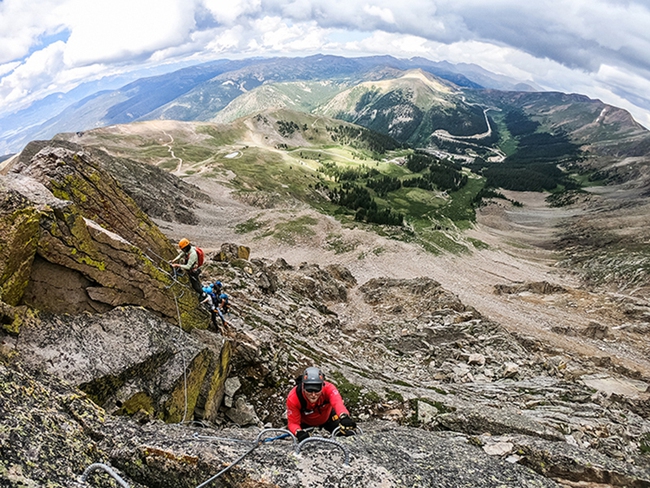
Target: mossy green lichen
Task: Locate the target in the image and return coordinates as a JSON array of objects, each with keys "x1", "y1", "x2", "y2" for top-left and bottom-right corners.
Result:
[
  {"x1": 77, "y1": 255, "x2": 106, "y2": 271},
  {"x1": 330, "y1": 371, "x2": 362, "y2": 409},
  {"x1": 641, "y1": 433, "x2": 650, "y2": 454},
  {"x1": 163, "y1": 350, "x2": 211, "y2": 423},
  {"x1": 79, "y1": 375, "x2": 125, "y2": 408},
  {"x1": 118, "y1": 392, "x2": 155, "y2": 416},
  {"x1": 418, "y1": 397, "x2": 455, "y2": 414},
  {"x1": 0, "y1": 207, "x2": 41, "y2": 306},
  {"x1": 362, "y1": 390, "x2": 381, "y2": 404},
  {"x1": 2, "y1": 310, "x2": 22, "y2": 335},
  {"x1": 384, "y1": 389, "x2": 404, "y2": 402},
  {"x1": 202, "y1": 341, "x2": 232, "y2": 421}
]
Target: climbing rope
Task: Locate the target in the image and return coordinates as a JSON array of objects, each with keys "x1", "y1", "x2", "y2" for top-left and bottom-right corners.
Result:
[
  {"x1": 144, "y1": 247, "x2": 200, "y2": 425},
  {"x1": 172, "y1": 291, "x2": 189, "y2": 424},
  {"x1": 138, "y1": 247, "x2": 195, "y2": 425}
]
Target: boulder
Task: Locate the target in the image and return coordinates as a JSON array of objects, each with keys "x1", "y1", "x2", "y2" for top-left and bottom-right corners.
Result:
[
  {"x1": 15, "y1": 306, "x2": 230, "y2": 423},
  {"x1": 437, "y1": 405, "x2": 565, "y2": 441},
  {"x1": 214, "y1": 242, "x2": 251, "y2": 262}
]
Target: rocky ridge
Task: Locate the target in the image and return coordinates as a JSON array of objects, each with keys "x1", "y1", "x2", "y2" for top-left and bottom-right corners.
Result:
[{"x1": 1, "y1": 142, "x2": 650, "y2": 487}]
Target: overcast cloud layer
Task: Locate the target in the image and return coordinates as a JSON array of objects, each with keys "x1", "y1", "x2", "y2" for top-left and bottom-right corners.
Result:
[{"x1": 2, "y1": 0, "x2": 650, "y2": 128}]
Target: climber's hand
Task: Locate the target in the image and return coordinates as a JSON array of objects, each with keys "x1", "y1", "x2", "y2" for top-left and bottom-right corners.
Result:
[{"x1": 296, "y1": 430, "x2": 310, "y2": 443}]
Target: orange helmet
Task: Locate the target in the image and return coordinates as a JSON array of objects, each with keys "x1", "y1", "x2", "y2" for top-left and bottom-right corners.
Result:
[{"x1": 178, "y1": 238, "x2": 190, "y2": 249}]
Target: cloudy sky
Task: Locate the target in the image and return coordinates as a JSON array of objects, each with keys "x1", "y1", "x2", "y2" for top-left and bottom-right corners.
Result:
[{"x1": 2, "y1": 0, "x2": 650, "y2": 127}]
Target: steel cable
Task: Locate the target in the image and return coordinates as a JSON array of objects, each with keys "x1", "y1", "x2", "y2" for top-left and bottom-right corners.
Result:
[
  {"x1": 80, "y1": 463, "x2": 130, "y2": 488},
  {"x1": 195, "y1": 442, "x2": 262, "y2": 488}
]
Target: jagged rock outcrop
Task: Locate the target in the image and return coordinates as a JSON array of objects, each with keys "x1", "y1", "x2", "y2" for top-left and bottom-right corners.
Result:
[
  {"x1": 18, "y1": 139, "x2": 210, "y2": 224},
  {"x1": 494, "y1": 281, "x2": 567, "y2": 295},
  {"x1": 11, "y1": 145, "x2": 170, "y2": 255},
  {"x1": 0, "y1": 147, "x2": 206, "y2": 329},
  {"x1": 13, "y1": 306, "x2": 231, "y2": 423}
]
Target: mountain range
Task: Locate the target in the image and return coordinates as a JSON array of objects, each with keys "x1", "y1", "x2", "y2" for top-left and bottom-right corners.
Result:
[{"x1": 1, "y1": 54, "x2": 544, "y2": 156}]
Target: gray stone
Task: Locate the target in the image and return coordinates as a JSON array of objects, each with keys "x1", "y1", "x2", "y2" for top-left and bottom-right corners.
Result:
[
  {"x1": 468, "y1": 353, "x2": 486, "y2": 366},
  {"x1": 226, "y1": 396, "x2": 261, "y2": 426},
  {"x1": 224, "y1": 376, "x2": 242, "y2": 408}
]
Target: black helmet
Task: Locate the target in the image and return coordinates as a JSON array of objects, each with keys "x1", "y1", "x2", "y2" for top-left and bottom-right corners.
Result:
[{"x1": 302, "y1": 367, "x2": 325, "y2": 393}]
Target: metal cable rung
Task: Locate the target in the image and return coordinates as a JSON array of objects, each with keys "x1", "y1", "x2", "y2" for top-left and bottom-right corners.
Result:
[
  {"x1": 296, "y1": 437, "x2": 351, "y2": 466},
  {"x1": 81, "y1": 463, "x2": 130, "y2": 488}
]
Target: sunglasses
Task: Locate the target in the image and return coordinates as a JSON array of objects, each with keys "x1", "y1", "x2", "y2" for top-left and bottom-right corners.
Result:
[{"x1": 303, "y1": 384, "x2": 323, "y2": 393}]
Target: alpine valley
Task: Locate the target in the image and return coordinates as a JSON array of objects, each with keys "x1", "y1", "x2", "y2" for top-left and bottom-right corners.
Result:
[{"x1": 1, "y1": 54, "x2": 650, "y2": 487}]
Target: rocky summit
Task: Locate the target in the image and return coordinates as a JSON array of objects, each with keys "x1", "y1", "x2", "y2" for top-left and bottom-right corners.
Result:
[{"x1": 1, "y1": 142, "x2": 650, "y2": 488}]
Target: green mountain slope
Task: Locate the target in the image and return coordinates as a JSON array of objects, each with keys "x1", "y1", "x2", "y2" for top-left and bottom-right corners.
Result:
[
  {"x1": 314, "y1": 69, "x2": 490, "y2": 147},
  {"x1": 31, "y1": 98, "x2": 650, "y2": 293},
  {"x1": 212, "y1": 81, "x2": 347, "y2": 124},
  {"x1": 55, "y1": 110, "x2": 487, "y2": 253}
]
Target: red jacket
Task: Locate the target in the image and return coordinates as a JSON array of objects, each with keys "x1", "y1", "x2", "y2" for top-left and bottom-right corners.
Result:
[{"x1": 286, "y1": 382, "x2": 349, "y2": 435}]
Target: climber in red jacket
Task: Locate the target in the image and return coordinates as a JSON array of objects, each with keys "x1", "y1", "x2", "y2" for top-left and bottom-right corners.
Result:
[{"x1": 286, "y1": 366, "x2": 357, "y2": 442}]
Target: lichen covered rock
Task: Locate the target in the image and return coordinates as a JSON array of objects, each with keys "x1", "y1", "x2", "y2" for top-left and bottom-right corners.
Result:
[
  {"x1": 15, "y1": 306, "x2": 230, "y2": 423},
  {"x1": 2, "y1": 151, "x2": 207, "y2": 328},
  {"x1": 0, "y1": 176, "x2": 41, "y2": 308}
]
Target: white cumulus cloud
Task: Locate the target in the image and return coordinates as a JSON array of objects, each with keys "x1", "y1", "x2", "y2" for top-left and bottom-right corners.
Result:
[{"x1": 1, "y1": 0, "x2": 650, "y2": 128}]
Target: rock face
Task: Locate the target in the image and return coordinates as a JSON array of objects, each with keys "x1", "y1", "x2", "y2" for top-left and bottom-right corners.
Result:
[
  {"x1": 2, "y1": 140, "x2": 650, "y2": 487},
  {"x1": 0, "y1": 360, "x2": 562, "y2": 488},
  {"x1": 17, "y1": 139, "x2": 210, "y2": 224},
  {"x1": 15, "y1": 306, "x2": 231, "y2": 423},
  {"x1": 1, "y1": 146, "x2": 206, "y2": 328},
  {"x1": 1, "y1": 143, "x2": 225, "y2": 425},
  {"x1": 3, "y1": 251, "x2": 650, "y2": 487},
  {"x1": 189, "y1": 259, "x2": 650, "y2": 487}
]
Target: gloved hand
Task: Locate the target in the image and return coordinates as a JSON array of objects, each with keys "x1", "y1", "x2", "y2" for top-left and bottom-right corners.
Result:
[
  {"x1": 296, "y1": 430, "x2": 310, "y2": 443},
  {"x1": 339, "y1": 414, "x2": 356, "y2": 434}
]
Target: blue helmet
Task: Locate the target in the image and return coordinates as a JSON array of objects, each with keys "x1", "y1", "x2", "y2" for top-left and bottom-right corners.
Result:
[
  {"x1": 202, "y1": 286, "x2": 212, "y2": 294},
  {"x1": 214, "y1": 281, "x2": 222, "y2": 287}
]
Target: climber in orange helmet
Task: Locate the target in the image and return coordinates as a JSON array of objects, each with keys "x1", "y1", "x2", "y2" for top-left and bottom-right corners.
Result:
[{"x1": 170, "y1": 238, "x2": 203, "y2": 296}]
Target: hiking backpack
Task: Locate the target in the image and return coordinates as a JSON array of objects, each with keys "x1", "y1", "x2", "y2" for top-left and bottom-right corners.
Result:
[{"x1": 195, "y1": 246, "x2": 205, "y2": 267}]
